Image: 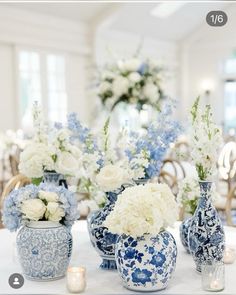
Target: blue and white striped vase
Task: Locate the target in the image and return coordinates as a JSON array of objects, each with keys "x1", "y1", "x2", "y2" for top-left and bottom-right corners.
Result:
[{"x1": 188, "y1": 181, "x2": 225, "y2": 272}]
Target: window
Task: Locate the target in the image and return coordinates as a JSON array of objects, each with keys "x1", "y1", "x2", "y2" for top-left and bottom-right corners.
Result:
[
  {"x1": 18, "y1": 51, "x2": 41, "y2": 124},
  {"x1": 18, "y1": 50, "x2": 67, "y2": 126},
  {"x1": 47, "y1": 55, "x2": 67, "y2": 122},
  {"x1": 223, "y1": 58, "x2": 236, "y2": 133},
  {"x1": 224, "y1": 81, "x2": 236, "y2": 132}
]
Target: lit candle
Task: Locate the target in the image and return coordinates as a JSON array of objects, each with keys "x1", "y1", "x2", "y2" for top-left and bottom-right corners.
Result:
[
  {"x1": 67, "y1": 267, "x2": 86, "y2": 293},
  {"x1": 223, "y1": 247, "x2": 236, "y2": 264},
  {"x1": 210, "y1": 279, "x2": 223, "y2": 290}
]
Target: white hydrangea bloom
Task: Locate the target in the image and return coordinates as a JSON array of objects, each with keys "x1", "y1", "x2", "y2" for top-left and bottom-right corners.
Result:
[{"x1": 104, "y1": 183, "x2": 179, "y2": 238}]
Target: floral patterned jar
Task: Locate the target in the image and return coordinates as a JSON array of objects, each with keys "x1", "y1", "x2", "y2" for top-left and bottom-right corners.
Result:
[
  {"x1": 115, "y1": 231, "x2": 177, "y2": 292},
  {"x1": 16, "y1": 221, "x2": 72, "y2": 281}
]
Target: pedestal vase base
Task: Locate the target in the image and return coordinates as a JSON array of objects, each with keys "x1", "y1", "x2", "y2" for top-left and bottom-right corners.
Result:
[{"x1": 100, "y1": 258, "x2": 117, "y2": 270}]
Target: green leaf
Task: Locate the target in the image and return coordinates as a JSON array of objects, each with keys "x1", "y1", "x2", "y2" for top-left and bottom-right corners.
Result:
[{"x1": 31, "y1": 177, "x2": 43, "y2": 186}]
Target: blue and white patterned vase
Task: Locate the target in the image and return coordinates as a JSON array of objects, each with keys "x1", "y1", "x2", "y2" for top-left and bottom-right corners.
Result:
[
  {"x1": 179, "y1": 217, "x2": 193, "y2": 253},
  {"x1": 115, "y1": 231, "x2": 177, "y2": 292},
  {"x1": 16, "y1": 221, "x2": 72, "y2": 281},
  {"x1": 188, "y1": 181, "x2": 225, "y2": 272},
  {"x1": 87, "y1": 187, "x2": 124, "y2": 270},
  {"x1": 43, "y1": 171, "x2": 67, "y2": 188}
]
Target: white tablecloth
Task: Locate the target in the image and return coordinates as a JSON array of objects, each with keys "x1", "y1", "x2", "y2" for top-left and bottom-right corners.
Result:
[{"x1": 0, "y1": 221, "x2": 235, "y2": 294}]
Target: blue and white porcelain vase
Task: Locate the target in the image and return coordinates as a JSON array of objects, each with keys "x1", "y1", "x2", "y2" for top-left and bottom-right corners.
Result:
[
  {"x1": 43, "y1": 171, "x2": 67, "y2": 188},
  {"x1": 188, "y1": 181, "x2": 225, "y2": 272},
  {"x1": 115, "y1": 231, "x2": 177, "y2": 292},
  {"x1": 16, "y1": 221, "x2": 72, "y2": 281},
  {"x1": 179, "y1": 217, "x2": 193, "y2": 253},
  {"x1": 87, "y1": 188, "x2": 123, "y2": 270}
]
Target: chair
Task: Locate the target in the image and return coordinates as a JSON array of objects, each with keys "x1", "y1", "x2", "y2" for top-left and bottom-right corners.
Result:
[
  {"x1": 0, "y1": 174, "x2": 31, "y2": 210},
  {"x1": 161, "y1": 158, "x2": 186, "y2": 181},
  {"x1": 219, "y1": 184, "x2": 236, "y2": 227}
]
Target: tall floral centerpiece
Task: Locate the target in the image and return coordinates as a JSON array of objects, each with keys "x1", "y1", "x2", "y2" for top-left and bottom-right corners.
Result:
[
  {"x1": 2, "y1": 183, "x2": 79, "y2": 280},
  {"x1": 67, "y1": 114, "x2": 133, "y2": 269},
  {"x1": 188, "y1": 97, "x2": 225, "y2": 272},
  {"x1": 98, "y1": 57, "x2": 164, "y2": 111},
  {"x1": 19, "y1": 103, "x2": 82, "y2": 185},
  {"x1": 104, "y1": 183, "x2": 178, "y2": 292}
]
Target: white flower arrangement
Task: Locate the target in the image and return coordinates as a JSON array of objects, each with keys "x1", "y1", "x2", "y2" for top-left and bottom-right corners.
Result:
[
  {"x1": 190, "y1": 97, "x2": 223, "y2": 181},
  {"x1": 3, "y1": 183, "x2": 79, "y2": 231},
  {"x1": 177, "y1": 177, "x2": 220, "y2": 215},
  {"x1": 98, "y1": 57, "x2": 164, "y2": 111},
  {"x1": 19, "y1": 103, "x2": 82, "y2": 181},
  {"x1": 104, "y1": 183, "x2": 179, "y2": 238}
]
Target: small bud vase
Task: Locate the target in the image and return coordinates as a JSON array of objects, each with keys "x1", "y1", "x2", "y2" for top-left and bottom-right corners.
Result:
[
  {"x1": 115, "y1": 231, "x2": 177, "y2": 292},
  {"x1": 188, "y1": 181, "x2": 225, "y2": 272}
]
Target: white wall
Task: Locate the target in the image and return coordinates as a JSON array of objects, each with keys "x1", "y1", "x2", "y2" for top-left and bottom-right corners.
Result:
[
  {"x1": 0, "y1": 43, "x2": 16, "y2": 130},
  {"x1": 0, "y1": 6, "x2": 92, "y2": 131},
  {"x1": 180, "y1": 3, "x2": 236, "y2": 126}
]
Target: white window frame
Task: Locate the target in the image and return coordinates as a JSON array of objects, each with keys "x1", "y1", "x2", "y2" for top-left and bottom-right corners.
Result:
[{"x1": 15, "y1": 45, "x2": 68, "y2": 126}]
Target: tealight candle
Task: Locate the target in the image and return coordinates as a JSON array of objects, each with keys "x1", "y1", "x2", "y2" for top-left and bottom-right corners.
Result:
[
  {"x1": 201, "y1": 261, "x2": 225, "y2": 292},
  {"x1": 223, "y1": 247, "x2": 236, "y2": 264},
  {"x1": 67, "y1": 267, "x2": 86, "y2": 293}
]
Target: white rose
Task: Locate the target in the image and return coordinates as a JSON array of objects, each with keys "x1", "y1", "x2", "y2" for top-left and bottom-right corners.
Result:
[
  {"x1": 45, "y1": 202, "x2": 65, "y2": 221},
  {"x1": 112, "y1": 76, "x2": 129, "y2": 97},
  {"x1": 56, "y1": 151, "x2": 81, "y2": 176},
  {"x1": 128, "y1": 72, "x2": 141, "y2": 83},
  {"x1": 21, "y1": 199, "x2": 46, "y2": 221},
  {"x1": 19, "y1": 143, "x2": 55, "y2": 178},
  {"x1": 143, "y1": 83, "x2": 158, "y2": 103},
  {"x1": 96, "y1": 164, "x2": 125, "y2": 192},
  {"x1": 39, "y1": 191, "x2": 59, "y2": 202},
  {"x1": 99, "y1": 81, "x2": 111, "y2": 94}
]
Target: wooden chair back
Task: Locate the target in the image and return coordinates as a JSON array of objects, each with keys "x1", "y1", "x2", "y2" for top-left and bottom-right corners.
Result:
[{"x1": 1, "y1": 174, "x2": 31, "y2": 209}]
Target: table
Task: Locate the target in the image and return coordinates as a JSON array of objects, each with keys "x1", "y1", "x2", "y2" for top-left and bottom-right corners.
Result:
[{"x1": 0, "y1": 221, "x2": 235, "y2": 294}]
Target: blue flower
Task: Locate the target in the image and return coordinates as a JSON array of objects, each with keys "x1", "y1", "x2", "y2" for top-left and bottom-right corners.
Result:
[
  {"x1": 150, "y1": 252, "x2": 166, "y2": 267},
  {"x1": 131, "y1": 268, "x2": 152, "y2": 285},
  {"x1": 124, "y1": 248, "x2": 136, "y2": 260}
]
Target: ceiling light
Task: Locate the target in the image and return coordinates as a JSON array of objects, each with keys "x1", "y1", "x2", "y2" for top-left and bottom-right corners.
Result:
[{"x1": 151, "y1": 2, "x2": 186, "y2": 19}]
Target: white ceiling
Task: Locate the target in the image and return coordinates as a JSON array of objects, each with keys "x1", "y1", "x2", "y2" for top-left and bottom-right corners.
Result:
[
  {"x1": 1, "y1": 1, "x2": 230, "y2": 41},
  {"x1": 1, "y1": 2, "x2": 113, "y2": 23},
  {"x1": 110, "y1": 2, "x2": 229, "y2": 42}
]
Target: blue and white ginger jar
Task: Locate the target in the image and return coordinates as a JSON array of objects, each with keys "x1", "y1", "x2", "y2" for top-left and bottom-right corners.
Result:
[
  {"x1": 87, "y1": 188, "x2": 123, "y2": 270},
  {"x1": 115, "y1": 231, "x2": 177, "y2": 292},
  {"x1": 16, "y1": 221, "x2": 72, "y2": 281},
  {"x1": 179, "y1": 217, "x2": 193, "y2": 253},
  {"x1": 188, "y1": 181, "x2": 225, "y2": 272}
]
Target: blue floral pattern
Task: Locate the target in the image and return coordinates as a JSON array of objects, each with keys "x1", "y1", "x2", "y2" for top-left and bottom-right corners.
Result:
[
  {"x1": 87, "y1": 188, "x2": 124, "y2": 270},
  {"x1": 115, "y1": 231, "x2": 177, "y2": 292},
  {"x1": 188, "y1": 181, "x2": 225, "y2": 272},
  {"x1": 17, "y1": 222, "x2": 72, "y2": 281},
  {"x1": 179, "y1": 217, "x2": 192, "y2": 253}
]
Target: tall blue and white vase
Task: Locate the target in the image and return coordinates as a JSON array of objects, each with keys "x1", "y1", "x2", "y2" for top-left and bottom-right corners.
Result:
[
  {"x1": 188, "y1": 181, "x2": 225, "y2": 272},
  {"x1": 87, "y1": 187, "x2": 123, "y2": 270},
  {"x1": 115, "y1": 231, "x2": 177, "y2": 292},
  {"x1": 16, "y1": 221, "x2": 72, "y2": 281},
  {"x1": 179, "y1": 217, "x2": 193, "y2": 253}
]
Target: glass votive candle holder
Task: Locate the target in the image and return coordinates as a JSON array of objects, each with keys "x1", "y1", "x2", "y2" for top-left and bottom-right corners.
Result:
[
  {"x1": 67, "y1": 266, "x2": 86, "y2": 293},
  {"x1": 201, "y1": 261, "x2": 225, "y2": 292}
]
